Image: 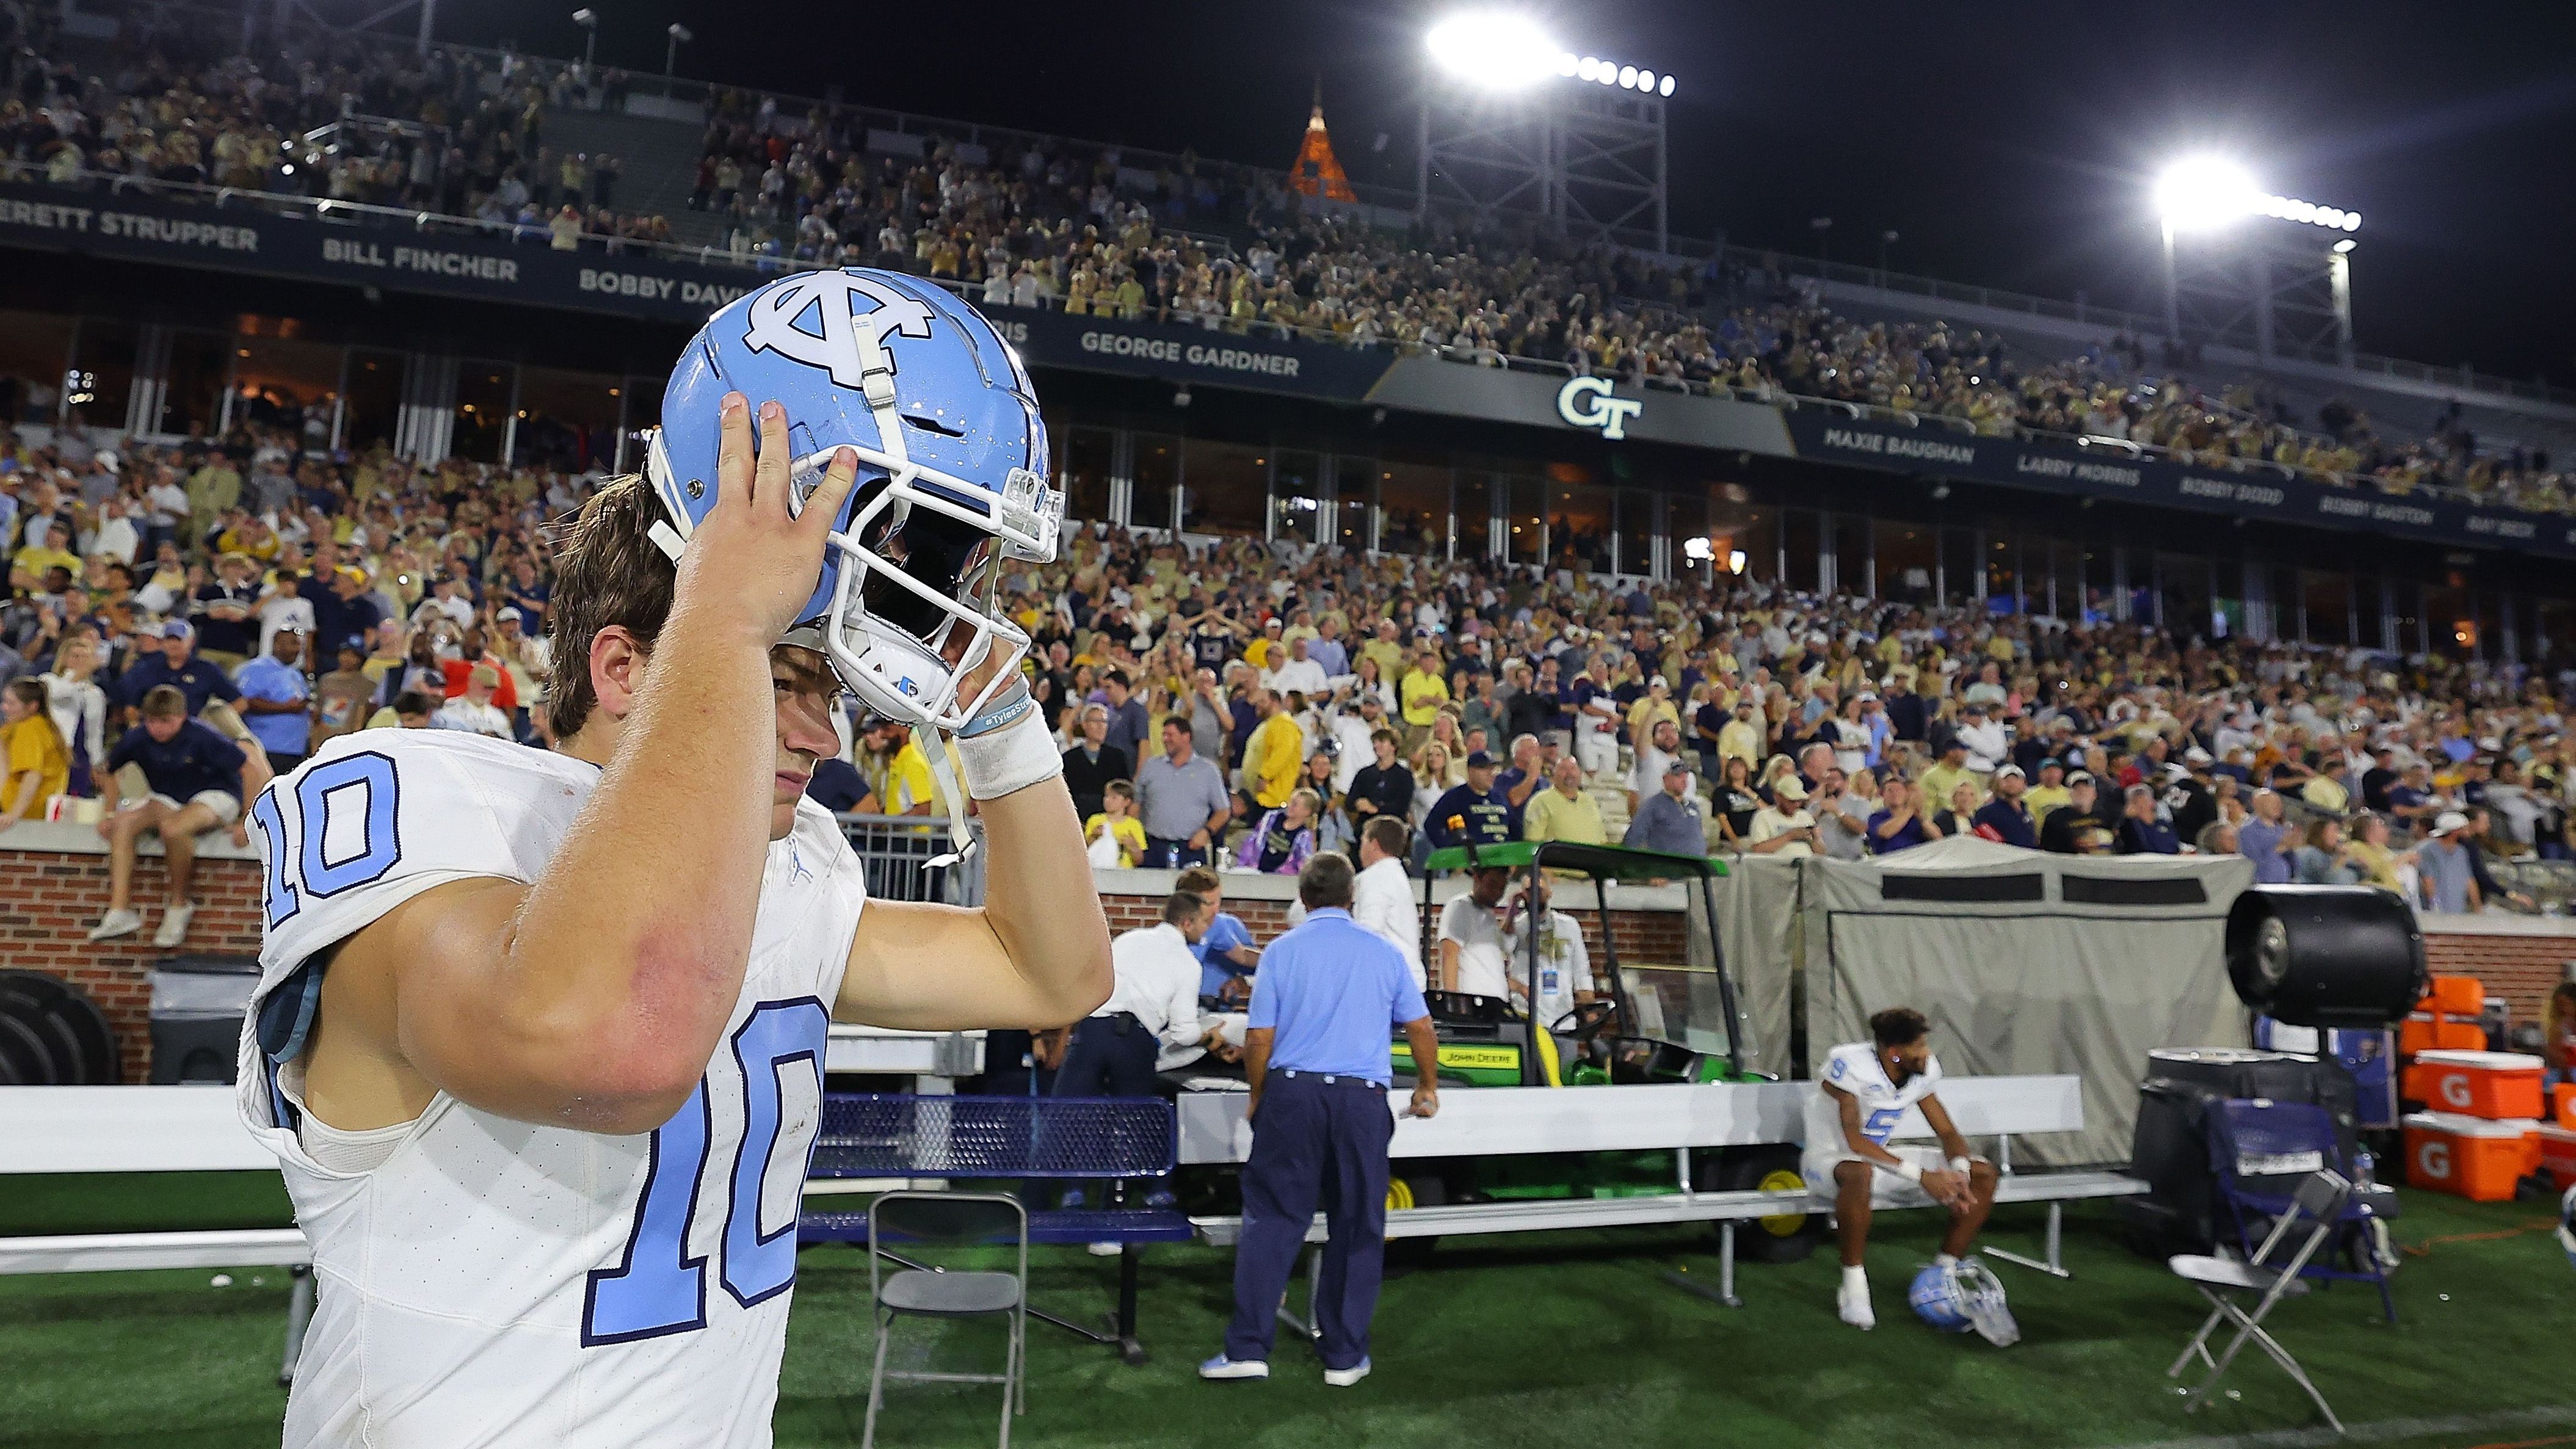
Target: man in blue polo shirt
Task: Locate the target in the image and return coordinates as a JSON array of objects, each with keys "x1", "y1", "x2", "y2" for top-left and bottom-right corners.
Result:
[
  {"x1": 234, "y1": 629, "x2": 314, "y2": 774},
  {"x1": 114, "y1": 620, "x2": 240, "y2": 724},
  {"x1": 1202, "y1": 852, "x2": 1438, "y2": 1389}
]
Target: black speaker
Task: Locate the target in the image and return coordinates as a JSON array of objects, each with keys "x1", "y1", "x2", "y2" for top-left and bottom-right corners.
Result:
[{"x1": 2226, "y1": 886, "x2": 2425, "y2": 1028}]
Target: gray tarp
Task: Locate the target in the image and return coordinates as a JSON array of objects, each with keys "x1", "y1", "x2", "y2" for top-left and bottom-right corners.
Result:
[
  {"x1": 1688, "y1": 857, "x2": 1801, "y2": 1078},
  {"x1": 1790, "y1": 838, "x2": 2252, "y2": 1166}
]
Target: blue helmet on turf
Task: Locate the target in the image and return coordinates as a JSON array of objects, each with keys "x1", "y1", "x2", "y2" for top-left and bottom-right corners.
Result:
[
  {"x1": 2560, "y1": 1183, "x2": 2575, "y2": 1274},
  {"x1": 1908, "y1": 1258, "x2": 2019, "y2": 1345},
  {"x1": 645, "y1": 267, "x2": 1061, "y2": 729}
]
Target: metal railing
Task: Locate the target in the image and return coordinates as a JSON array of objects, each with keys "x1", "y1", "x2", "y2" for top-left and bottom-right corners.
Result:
[{"x1": 835, "y1": 813, "x2": 985, "y2": 906}]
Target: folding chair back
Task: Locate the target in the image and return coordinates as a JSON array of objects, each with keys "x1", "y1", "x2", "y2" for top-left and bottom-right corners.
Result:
[
  {"x1": 2206, "y1": 1099, "x2": 2338, "y2": 1188},
  {"x1": 2165, "y1": 1168, "x2": 2351, "y2": 1433},
  {"x1": 863, "y1": 1192, "x2": 1029, "y2": 1449}
]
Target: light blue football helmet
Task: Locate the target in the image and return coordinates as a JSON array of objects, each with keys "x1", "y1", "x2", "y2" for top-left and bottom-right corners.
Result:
[
  {"x1": 1908, "y1": 1258, "x2": 2018, "y2": 1345},
  {"x1": 2560, "y1": 1183, "x2": 2575, "y2": 1274},
  {"x1": 644, "y1": 267, "x2": 1061, "y2": 730}
]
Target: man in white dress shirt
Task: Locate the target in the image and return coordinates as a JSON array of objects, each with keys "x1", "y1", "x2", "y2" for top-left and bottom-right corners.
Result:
[
  {"x1": 1054, "y1": 889, "x2": 1223, "y2": 1216},
  {"x1": 1348, "y1": 815, "x2": 1423, "y2": 987}
]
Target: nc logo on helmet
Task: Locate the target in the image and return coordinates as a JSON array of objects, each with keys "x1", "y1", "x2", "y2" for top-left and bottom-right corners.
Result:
[{"x1": 742, "y1": 271, "x2": 937, "y2": 391}]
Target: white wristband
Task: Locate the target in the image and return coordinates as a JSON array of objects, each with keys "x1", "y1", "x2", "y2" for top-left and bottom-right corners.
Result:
[
  {"x1": 1894, "y1": 1159, "x2": 1925, "y2": 1185},
  {"x1": 952, "y1": 705, "x2": 1062, "y2": 801},
  {"x1": 1949, "y1": 1155, "x2": 1973, "y2": 1175}
]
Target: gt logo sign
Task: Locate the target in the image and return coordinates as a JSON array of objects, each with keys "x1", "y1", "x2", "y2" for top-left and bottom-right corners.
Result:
[
  {"x1": 1555, "y1": 375, "x2": 1643, "y2": 440},
  {"x1": 2417, "y1": 1139, "x2": 2451, "y2": 1182}
]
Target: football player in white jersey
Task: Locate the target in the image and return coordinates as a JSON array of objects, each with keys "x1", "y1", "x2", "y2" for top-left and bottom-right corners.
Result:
[
  {"x1": 1801, "y1": 1007, "x2": 1999, "y2": 1329},
  {"x1": 237, "y1": 269, "x2": 1112, "y2": 1447}
]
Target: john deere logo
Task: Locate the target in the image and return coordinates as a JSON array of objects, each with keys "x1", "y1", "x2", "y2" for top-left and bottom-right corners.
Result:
[{"x1": 1556, "y1": 375, "x2": 1643, "y2": 440}]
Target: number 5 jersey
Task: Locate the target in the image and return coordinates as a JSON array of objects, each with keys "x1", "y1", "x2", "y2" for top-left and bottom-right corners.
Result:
[{"x1": 234, "y1": 730, "x2": 868, "y2": 1448}]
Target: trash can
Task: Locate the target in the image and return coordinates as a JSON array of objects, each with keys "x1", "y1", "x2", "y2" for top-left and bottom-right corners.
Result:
[{"x1": 150, "y1": 955, "x2": 259, "y2": 1085}]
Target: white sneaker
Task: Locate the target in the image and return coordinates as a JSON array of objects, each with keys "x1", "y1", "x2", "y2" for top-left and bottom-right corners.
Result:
[
  {"x1": 152, "y1": 902, "x2": 195, "y2": 949},
  {"x1": 87, "y1": 908, "x2": 144, "y2": 942},
  {"x1": 1197, "y1": 1354, "x2": 1269, "y2": 1381},
  {"x1": 1322, "y1": 1359, "x2": 1372, "y2": 1387},
  {"x1": 1837, "y1": 1280, "x2": 1876, "y2": 1331}
]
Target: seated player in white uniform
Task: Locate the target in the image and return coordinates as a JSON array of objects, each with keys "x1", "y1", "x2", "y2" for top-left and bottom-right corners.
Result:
[
  {"x1": 1801, "y1": 1007, "x2": 2000, "y2": 1330},
  {"x1": 236, "y1": 269, "x2": 1112, "y2": 1448}
]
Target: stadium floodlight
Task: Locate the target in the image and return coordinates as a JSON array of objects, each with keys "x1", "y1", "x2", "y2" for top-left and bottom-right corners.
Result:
[
  {"x1": 1425, "y1": 12, "x2": 1564, "y2": 90},
  {"x1": 1727, "y1": 549, "x2": 1748, "y2": 575},
  {"x1": 2332, "y1": 237, "x2": 2357, "y2": 254},
  {"x1": 2157, "y1": 156, "x2": 2360, "y2": 234},
  {"x1": 2154, "y1": 156, "x2": 2260, "y2": 233}
]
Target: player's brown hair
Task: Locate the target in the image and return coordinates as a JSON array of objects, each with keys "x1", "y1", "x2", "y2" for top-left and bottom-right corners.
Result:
[
  {"x1": 1870, "y1": 1006, "x2": 1929, "y2": 1048},
  {"x1": 543, "y1": 475, "x2": 677, "y2": 741}
]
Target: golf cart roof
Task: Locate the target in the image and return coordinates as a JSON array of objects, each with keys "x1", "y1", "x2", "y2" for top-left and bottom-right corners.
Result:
[{"x1": 1421, "y1": 840, "x2": 1727, "y2": 881}]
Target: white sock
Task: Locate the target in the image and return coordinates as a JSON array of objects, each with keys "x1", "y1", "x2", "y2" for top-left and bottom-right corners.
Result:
[
  {"x1": 1841, "y1": 1265, "x2": 1868, "y2": 1293},
  {"x1": 1934, "y1": 1252, "x2": 1959, "y2": 1269}
]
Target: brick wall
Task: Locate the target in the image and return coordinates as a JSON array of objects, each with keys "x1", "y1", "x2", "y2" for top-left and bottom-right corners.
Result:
[
  {"x1": 2422, "y1": 923, "x2": 2576, "y2": 1023},
  {"x1": 4, "y1": 828, "x2": 265, "y2": 1083}
]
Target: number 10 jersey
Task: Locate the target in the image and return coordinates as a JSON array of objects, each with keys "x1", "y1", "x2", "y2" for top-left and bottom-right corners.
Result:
[{"x1": 234, "y1": 730, "x2": 867, "y2": 1448}]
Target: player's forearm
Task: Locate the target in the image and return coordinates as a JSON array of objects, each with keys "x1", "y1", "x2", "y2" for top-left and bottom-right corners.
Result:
[
  {"x1": 971, "y1": 769, "x2": 1115, "y2": 1023},
  {"x1": 505, "y1": 609, "x2": 775, "y2": 1096}
]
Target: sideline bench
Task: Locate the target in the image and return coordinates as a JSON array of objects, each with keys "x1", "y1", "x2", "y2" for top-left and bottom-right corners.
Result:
[
  {"x1": 1183, "y1": 1075, "x2": 2147, "y2": 1310},
  {"x1": 0, "y1": 1086, "x2": 314, "y2": 1384},
  {"x1": 796, "y1": 1094, "x2": 1193, "y2": 1365}
]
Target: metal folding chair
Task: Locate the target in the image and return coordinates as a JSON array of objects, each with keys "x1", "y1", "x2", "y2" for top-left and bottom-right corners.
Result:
[
  {"x1": 2166, "y1": 1169, "x2": 2352, "y2": 1433},
  {"x1": 864, "y1": 1191, "x2": 1028, "y2": 1449},
  {"x1": 2206, "y1": 1097, "x2": 2396, "y2": 1323}
]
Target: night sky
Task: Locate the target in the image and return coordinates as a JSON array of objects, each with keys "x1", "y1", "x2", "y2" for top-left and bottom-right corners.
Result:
[{"x1": 419, "y1": 0, "x2": 2576, "y2": 388}]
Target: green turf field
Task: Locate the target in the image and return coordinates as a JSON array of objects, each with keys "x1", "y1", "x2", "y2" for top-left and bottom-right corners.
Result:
[{"x1": 1, "y1": 1176, "x2": 2566, "y2": 1448}]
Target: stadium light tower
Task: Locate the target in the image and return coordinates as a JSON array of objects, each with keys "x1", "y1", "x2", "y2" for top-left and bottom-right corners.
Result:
[
  {"x1": 1417, "y1": 11, "x2": 1674, "y2": 253},
  {"x1": 2154, "y1": 154, "x2": 2362, "y2": 368}
]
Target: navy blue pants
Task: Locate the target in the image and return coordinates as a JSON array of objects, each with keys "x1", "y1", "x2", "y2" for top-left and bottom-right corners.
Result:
[
  {"x1": 1053, "y1": 1014, "x2": 1159, "y2": 1099},
  {"x1": 1224, "y1": 1070, "x2": 1393, "y2": 1370}
]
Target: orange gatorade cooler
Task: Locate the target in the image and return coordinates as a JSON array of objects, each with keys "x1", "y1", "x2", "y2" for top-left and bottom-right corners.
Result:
[
  {"x1": 2400, "y1": 1014, "x2": 2488, "y2": 1055},
  {"x1": 2403, "y1": 1050, "x2": 2545, "y2": 1119},
  {"x1": 2536, "y1": 1124, "x2": 2576, "y2": 1190},
  {"x1": 2402, "y1": 1112, "x2": 2532, "y2": 1202},
  {"x1": 2420, "y1": 975, "x2": 2484, "y2": 1016}
]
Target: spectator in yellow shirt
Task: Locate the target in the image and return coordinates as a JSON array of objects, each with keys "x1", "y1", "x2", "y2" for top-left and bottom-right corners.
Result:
[
  {"x1": 0, "y1": 680, "x2": 71, "y2": 828},
  {"x1": 1399, "y1": 647, "x2": 1451, "y2": 741},
  {"x1": 1084, "y1": 779, "x2": 1148, "y2": 866},
  {"x1": 1625, "y1": 674, "x2": 1681, "y2": 744},
  {"x1": 1522, "y1": 757, "x2": 1607, "y2": 848},
  {"x1": 10, "y1": 520, "x2": 81, "y2": 589},
  {"x1": 2301, "y1": 757, "x2": 2352, "y2": 816},
  {"x1": 1246, "y1": 687, "x2": 1304, "y2": 810}
]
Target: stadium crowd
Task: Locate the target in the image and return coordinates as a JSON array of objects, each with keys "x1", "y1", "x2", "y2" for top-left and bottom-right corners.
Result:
[
  {"x1": 5, "y1": 400, "x2": 2572, "y2": 953},
  {"x1": 0, "y1": 6, "x2": 670, "y2": 250},
  {"x1": 4, "y1": 9, "x2": 2564, "y2": 512}
]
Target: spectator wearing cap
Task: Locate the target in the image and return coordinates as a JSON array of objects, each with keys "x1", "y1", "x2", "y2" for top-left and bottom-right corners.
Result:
[
  {"x1": 2115, "y1": 784, "x2": 2182, "y2": 855},
  {"x1": 2237, "y1": 789, "x2": 2296, "y2": 884},
  {"x1": 432, "y1": 665, "x2": 513, "y2": 739},
  {"x1": 252, "y1": 570, "x2": 316, "y2": 659},
  {"x1": 2418, "y1": 812, "x2": 2480, "y2": 913},
  {"x1": 2301, "y1": 755, "x2": 2353, "y2": 816},
  {"x1": 1625, "y1": 674, "x2": 1680, "y2": 746},
  {"x1": 2168, "y1": 750, "x2": 2219, "y2": 842},
  {"x1": 1426, "y1": 749, "x2": 1513, "y2": 851},
  {"x1": 190, "y1": 551, "x2": 261, "y2": 667},
  {"x1": 89, "y1": 685, "x2": 267, "y2": 948},
  {"x1": 1742, "y1": 774, "x2": 1813, "y2": 857},
  {"x1": 2039, "y1": 772, "x2": 2107, "y2": 854},
  {"x1": 233, "y1": 629, "x2": 314, "y2": 774},
  {"x1": 438, "y1": 628, "x2": 523, "y2": 716},
  {"x1": 308, "y1": 566, "x2": 385, "y2": 665},
  {"x1": 114, "y1": 620, "x2": 241, "y2": 725},
  {"x1": 2022, "y1": 758, "x2": 2072, "y2": 823},
  {"x1": 1972, "y1": 764, "x2": 2037, "y2": 848},
  {"x1": 1918, "y1": 733, "x2": 1981, "y2": 820}
]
